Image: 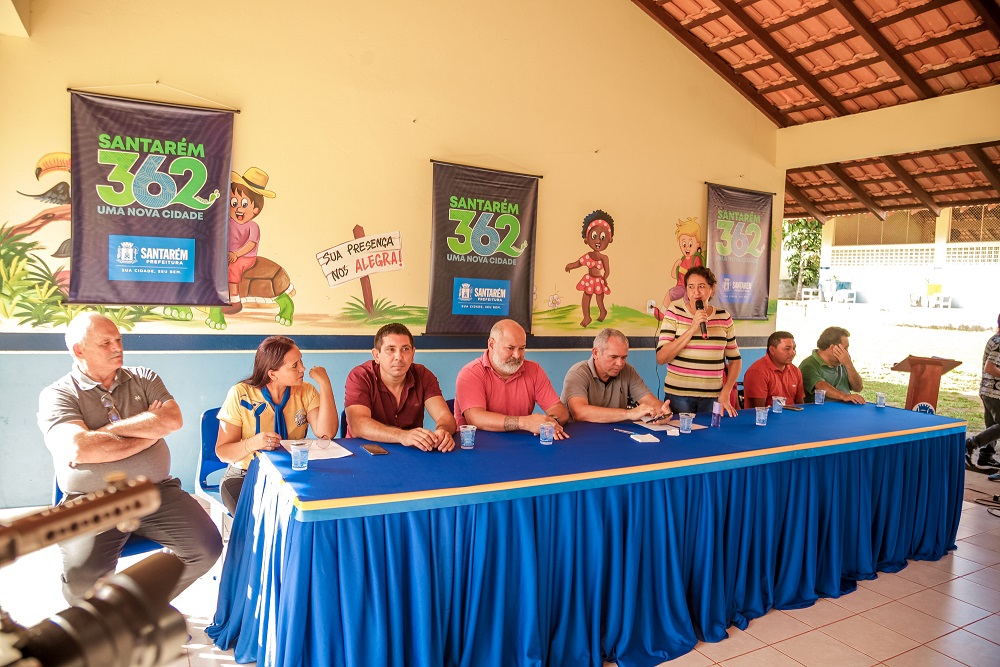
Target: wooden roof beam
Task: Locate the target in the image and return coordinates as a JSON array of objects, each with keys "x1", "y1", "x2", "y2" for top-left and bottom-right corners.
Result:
[
  {"x1": 871, "y1": 0, "x2": 960, "y2": 29},
  {"x1": 631, "y1": 0, "x2": 788, "y2": 127},
  {"x1": 880, "y1": 155, "x2": 942, "y2": 216},
  {"x1": 897, "y1": 25, "x2": 990, "y2": 54},
  {"x1": 963, "y1": 144, "x2": 1000, "y2": 194},
  {"x1": 966, "y1": 0, "x2": 1000, "y2": 40},
  {"x1": 713, "y1": 0, "x2": 849, "y2": 116},
  {"x1": 827, "y1": 0, "x2": 934, "y2": 99},
  {"x1": 823, "y1": 163, "x2": 887, "y2": 219},
  {"x1": 784, "y1": 181, "x2": 829, "y2": 223}
]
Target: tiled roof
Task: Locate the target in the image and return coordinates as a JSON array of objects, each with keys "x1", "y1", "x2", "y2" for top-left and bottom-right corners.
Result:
[
  {"x1": 633, "y1": 0, "x2": 1000, "y2": 218},
  {"x1": 783, "y1": 139, "x2": 1000, "y2": 220}
]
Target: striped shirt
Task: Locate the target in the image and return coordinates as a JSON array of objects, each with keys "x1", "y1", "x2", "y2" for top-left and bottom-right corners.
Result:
[{"x1": 656, "y1": 300, "x2": 741, "y2": 397}]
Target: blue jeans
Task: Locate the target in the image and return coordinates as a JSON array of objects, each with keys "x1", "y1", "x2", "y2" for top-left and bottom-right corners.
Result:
[{"x1": 664, "y1": 393, "x2": 717, "y2": 414}]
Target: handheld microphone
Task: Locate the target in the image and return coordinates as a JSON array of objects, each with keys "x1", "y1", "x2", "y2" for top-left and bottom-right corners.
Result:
[{"x1": 695, "y1": 299, "x2": 707, "y2": 338}]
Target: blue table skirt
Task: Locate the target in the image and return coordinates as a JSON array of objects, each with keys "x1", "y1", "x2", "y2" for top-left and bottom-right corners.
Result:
[{"x1": 207, "y1": 431, "x2": 963, "y2": 667}]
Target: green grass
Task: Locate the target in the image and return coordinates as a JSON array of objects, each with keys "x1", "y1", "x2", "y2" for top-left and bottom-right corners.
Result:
[
  {"x1": 338, "y1": 297, "x2": 428, "y2": 325},
  {"x1": 533, "y1": 304, "x2": 658, "y2": 330},
  {"x1": 861, "y1": 380, "x2": 984, "y2": 432}
]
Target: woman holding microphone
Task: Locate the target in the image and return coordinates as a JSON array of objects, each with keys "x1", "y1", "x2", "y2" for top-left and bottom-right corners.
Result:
[{"x1": 655, "y1": 266, "x2": 742, "y2": 416}]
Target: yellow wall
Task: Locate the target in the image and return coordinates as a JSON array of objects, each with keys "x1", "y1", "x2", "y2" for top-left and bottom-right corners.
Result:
[
  {"x1": 776, "y1": 86, "x2": 1000, "y2": 170},
  {"x1": 0, "y1": 0, "x2": 784, "y2": 338}
]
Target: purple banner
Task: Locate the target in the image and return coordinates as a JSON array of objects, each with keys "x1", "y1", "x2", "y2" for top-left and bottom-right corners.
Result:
[
  {"x1": 69, "y1": 92, "x2": 233, "y2": 305},
  {"x1": 705, "y1": 183, "x2": 772, "y2": 320}
]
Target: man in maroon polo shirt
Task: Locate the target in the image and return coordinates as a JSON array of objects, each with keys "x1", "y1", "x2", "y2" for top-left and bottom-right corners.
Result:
[
  {"x1": 743, "y1": 331, "x2": 805, "y2": 408},
  {"x1": 454, "y1": 319, "x2": 570, "y2": 440},
  {"x1": 344, "y1": 323, "x2": 457, "y2": 451}
]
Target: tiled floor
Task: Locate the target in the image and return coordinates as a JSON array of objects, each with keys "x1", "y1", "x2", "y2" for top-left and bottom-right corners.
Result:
[{"x1": 2, "y1": 498, "x2": 998, "y2": 667}]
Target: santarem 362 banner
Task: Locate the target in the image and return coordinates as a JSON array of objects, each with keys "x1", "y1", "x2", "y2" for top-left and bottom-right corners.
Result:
[
  {"x1": 426, "y1": 161, "x2": 538, "y2": 335},
  {"x1": 69, "y1": 92, "x2": 234, "y2": 305}
]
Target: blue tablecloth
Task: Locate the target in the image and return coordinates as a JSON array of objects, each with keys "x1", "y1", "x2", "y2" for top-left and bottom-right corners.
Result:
[{"x1": 207, "y1": 404, "x2": 965, "y2": 667}]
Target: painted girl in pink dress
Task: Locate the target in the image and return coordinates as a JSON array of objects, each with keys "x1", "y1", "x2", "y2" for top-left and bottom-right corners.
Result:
[{"x1": 565, "y1": 210, "x2": 614, "y2": 327}]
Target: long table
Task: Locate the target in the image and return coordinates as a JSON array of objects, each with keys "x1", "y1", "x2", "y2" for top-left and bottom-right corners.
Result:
[{"x1": 206, "y1": 403, "x2": 965, "y2": 667}]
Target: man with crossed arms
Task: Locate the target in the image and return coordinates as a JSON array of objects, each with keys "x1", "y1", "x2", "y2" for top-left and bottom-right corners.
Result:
[{"x1": 37, "y1": 312, "x2": 222, "y2": 604}]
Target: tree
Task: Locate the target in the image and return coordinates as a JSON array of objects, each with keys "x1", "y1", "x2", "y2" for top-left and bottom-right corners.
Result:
[{"x1": 782, "y1": 218, "x2": 822, "y2": 299}]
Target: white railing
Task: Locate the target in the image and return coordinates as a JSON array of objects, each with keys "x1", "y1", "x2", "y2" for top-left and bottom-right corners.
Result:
[
  {"x1": 830, "y1": 245, "x2": 935, "y2": 267},
  {"x1": 945, "y1": 242, "x2": 1000, "y2": 265}
]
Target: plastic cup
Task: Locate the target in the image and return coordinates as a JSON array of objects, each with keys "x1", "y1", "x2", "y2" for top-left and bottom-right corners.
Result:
[
  {"x1": 290, "y1": 442, "x2": 310, "y2": 471},
  {"x1": 755, "y1": 406, "x2": 769, "y2": 426},
  {"x1": 876, "y1": 392, "x2": 886, "y2": 408},
  {"x1": 459, "y1": 424, "x2": 477, "y2": 449},
  {"x1": 814, "y1": 389, "x2": 826, "y2": 405},
  {"x1": 679, "y1": 413, "x2": 694, "y2": 434},
  {"x1": 772, "y1": 396, "x2": 785, "y2": 413},
  {"x1": 539, "y1": 422, "x2": 555, "y2": 445}
]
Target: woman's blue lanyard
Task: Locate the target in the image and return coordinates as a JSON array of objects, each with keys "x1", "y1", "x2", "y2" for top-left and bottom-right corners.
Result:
[
  {"x1": 260, "y1": 386, "x2": 290, "y2": 439},
  {"x1": 240, "y1": 386, "x2": 290, "y2": 438}
]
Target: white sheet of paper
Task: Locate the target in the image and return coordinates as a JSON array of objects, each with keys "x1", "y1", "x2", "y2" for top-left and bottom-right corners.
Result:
[
  {"x1": 280, "y1": 439, "x2": 354, "y2": 460},
  {"x1": 630, "y1": 433, "x2": 660, "y2": 443},
  {"x1": 634, "y1": 420, "x2": 675, "y2": 432}
]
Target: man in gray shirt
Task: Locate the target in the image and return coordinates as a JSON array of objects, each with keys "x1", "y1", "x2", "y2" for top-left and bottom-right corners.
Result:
[
  {"x1": 37, "y1": 312, "x2": 222, "y2": 604},
  {"x1": 561, "y1": 328, "x2": 672, "y2": 423}
]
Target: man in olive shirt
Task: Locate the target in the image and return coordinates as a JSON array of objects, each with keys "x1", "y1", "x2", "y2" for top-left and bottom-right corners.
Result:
[
  {"x1": 799, "y1": 326, "x2": 865, "y2": 404},
  {"x1": 561, "y1": 328, "x2": 672, "y2": 422},
  {"x1": 37, "y1": 313, "x2": 222, "y2": 604}
]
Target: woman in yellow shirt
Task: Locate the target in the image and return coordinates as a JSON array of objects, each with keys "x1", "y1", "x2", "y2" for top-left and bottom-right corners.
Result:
[{"x1": 215, "y1": 335, "x2": 338, "y2": 514}]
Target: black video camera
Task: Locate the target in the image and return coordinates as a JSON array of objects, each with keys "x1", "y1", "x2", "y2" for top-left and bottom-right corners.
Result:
[{"x1": 0, "y1": 477, "x2": 187, "y2": 667}]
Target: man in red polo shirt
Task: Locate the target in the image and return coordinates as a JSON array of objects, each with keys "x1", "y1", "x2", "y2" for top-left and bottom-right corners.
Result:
[
  {"x1": 454, "y1": 319, "x2": 570, "y2": 440},
  {"x1": 344, "y1": 323, "x2": 457, "y2": 451},
  {"x1": 743, "y1": 331, "x2": 805, "y2": 408}
]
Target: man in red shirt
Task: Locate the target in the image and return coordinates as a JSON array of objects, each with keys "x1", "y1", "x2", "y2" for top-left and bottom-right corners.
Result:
[
  {"x1": 743, "y1": 331, "x2": 805, "y2": 407},
  {"x1": 344, "y1": 323, "x2": 457, "y2": 451},
  {"x1": 454, "y1": 319, "x2": 570, "y2": 440}
]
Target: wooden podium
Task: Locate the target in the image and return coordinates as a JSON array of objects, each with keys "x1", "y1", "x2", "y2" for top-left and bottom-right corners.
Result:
[{"x1": 891, "y1": 355, "x2": 961, "y2": 413}]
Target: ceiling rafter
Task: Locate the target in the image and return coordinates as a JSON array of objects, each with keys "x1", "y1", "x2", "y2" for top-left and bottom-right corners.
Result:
[
  {"x1": 790, "y1": 32, "x2": 856, "y2": 57},
  {"x1": 897, "y1": 25, "x2": 989, "y2": 54},
  {"x1": 708, "y1": 33, "x2": 757, "y2": 52},
  {"x1": 922, "y1": 52, "x2": 1000, "y2": 79},
  {"x1": 827, "y1": 0, "x2": 935, "y2": 98},
  {"x1": 963, "y1": 144, "x2": 1000, "y2": 193},
  {"x1": 764, "y1": 4, "x2": 837, "y2": 30},
  {"x1": 812, "y1": 55, "x2": 882, "y2": 80},
  {"x1": 835, "y1": 79, "x2": 908, "y2": 101},
  {"x1": 682, "y1": 11, "x2": 724, "y2": 30},
  {"x1": 784, "y1": 182, "x2": 829, "y2": 223},
  {"x1": 713, "y1": 0, "x2": 849, "y2": 115},
  {"x1": 635, "y1": 2, "x2": 1000, "y2": 217},
  {"x1": 823, "y1": 163, "x2": 888, "y2": 219},
  {"x1": 871, "y1": 0, "x2": 960, "y2": 28},
  {"x1": 966, "y1": 0, "x2": 1000, "y2": 38},
  {"x1": 632, "y1": 0, "x2": 789, "y2": 126},
  {"x1": 881, "y1": 155, "x2": 943, "y2": 215}
]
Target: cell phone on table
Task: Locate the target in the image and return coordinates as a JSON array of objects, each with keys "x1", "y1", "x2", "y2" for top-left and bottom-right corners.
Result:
[{"x1": 362, "y1": 443, "x2": 389, "y2": 455}]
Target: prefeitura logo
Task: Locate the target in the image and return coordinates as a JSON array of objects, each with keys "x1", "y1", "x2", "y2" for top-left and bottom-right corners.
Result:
[{"x1": 116, "y1": 241, "x2": 138, "y2": 264}]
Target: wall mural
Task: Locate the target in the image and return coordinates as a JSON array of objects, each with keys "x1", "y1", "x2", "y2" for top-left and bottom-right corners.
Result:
[{"x1": 3, "y1": 150, "x2": 706, "y2": 337}]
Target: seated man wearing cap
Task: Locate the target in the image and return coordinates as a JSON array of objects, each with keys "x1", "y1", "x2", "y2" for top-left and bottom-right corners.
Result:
[{"x1": 344, "y1": 323, "x2": 456, "y2": 452}]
